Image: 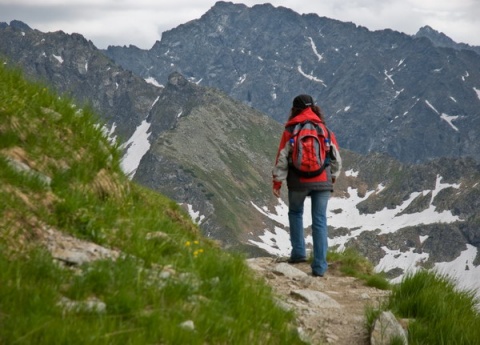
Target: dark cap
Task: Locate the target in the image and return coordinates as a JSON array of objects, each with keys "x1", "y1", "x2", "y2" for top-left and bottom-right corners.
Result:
[{"x1": 292, "y1": 94, "x2": 314, "y2": 109}]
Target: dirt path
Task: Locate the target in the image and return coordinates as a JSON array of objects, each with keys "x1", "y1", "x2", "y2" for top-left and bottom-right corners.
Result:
[{"x1": 247, "y1": 257, "x2": 390, "y2": 345}]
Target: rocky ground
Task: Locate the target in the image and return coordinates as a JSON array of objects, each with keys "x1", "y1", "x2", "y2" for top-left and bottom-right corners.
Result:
[{"x1": 246, "y1": 257, "x2": 391, "y2": 345}]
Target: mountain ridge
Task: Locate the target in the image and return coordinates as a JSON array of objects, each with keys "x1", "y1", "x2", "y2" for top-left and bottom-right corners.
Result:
[{"x1": 104, "y1": 1, "x2": 480, "y2": 164}]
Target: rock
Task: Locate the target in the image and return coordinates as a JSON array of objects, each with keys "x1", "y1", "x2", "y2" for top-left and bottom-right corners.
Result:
[
  {"x1": 296, "y1": 327, "x2": 311, "y2": 343},
  {"x1": 290, "y1": 289, "x2": 342, "y2": 309},
  {"x1": 57, "y1": 296, "x2": 106, "y2": 313},
  {"x1": 41, "y1": 225, "x2": 120, "y2": 266},
  {"x1": 360, "y1": 292, "x2": 371, "y2": 300},
  {"x1": 146, "y1": 231, "x2": 170, "y2": 240},
  {"x1": 179, "y1": 320, "x2": 195, "y2": 331},
  {"x1": 54, "y1": 249, "x2": 90, "y2": 265},
  {"x1": 5, "y1": 156, "x2": 52, "y2": 186},
  {"x1": 272, "y1": 263, "x2": 308, "y2": 278},
  {"x1": 246, "y1": 258, "x2": 265, "y2": 272},
  {"x1": 371, "y1": 311, "x2": 408, "y2": 345}
]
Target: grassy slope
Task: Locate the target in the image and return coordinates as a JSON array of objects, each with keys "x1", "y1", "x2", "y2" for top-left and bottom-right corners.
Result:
[
  {"x1": 0, "y1": 64, "x2": 304, "y2": 344},
  {"x1": 154, "y1": 88, "x2": 282, "y2": 238}
]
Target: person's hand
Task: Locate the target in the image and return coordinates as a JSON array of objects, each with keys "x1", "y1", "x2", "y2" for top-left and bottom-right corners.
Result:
[{"x1": 273, "y1": 188, "x2": 281, "y2": 198}]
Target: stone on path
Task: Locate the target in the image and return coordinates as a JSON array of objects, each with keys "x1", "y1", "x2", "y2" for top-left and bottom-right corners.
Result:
[
  {"x1": 291, "y1": 289, "x2": 342, "y2": 309},
  {"x1": 272, "y1": 263, "x2": 308, "y2": 278},
  {"x1": 371, "y1": 311, "x2": 408, "y2": 345}
]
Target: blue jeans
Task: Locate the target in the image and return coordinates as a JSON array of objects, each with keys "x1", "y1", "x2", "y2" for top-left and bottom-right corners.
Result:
[{"x1": 288, "y1": 189, "x2": 330, "y2": 275}]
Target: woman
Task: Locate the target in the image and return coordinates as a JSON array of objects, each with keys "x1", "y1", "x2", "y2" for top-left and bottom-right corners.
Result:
[{"x1": 272, "y1": 94, "x2": 342, "y2": 277}]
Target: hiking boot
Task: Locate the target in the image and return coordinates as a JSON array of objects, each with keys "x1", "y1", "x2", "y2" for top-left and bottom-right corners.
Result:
[{"x1": 287, "y1": 257, "x2": 307, "y2": 264}]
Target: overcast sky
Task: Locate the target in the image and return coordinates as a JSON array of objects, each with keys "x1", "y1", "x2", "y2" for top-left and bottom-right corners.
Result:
[{"x1": 1, "y1": 0, "x2": 479, "y2": 49}]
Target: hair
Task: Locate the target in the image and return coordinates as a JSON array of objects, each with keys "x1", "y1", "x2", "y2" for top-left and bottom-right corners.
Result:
[{"x1": 288, "y1": 104, "x2": 325, "y2": 122}]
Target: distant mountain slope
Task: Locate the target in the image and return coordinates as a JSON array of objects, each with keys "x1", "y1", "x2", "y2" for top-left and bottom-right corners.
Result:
[
  {"x1": 132, "y1": 72, "x2": 284, "y2": 248},
  {"x1": 104, "y1": 1, "x2": 480, "y2": 164}
]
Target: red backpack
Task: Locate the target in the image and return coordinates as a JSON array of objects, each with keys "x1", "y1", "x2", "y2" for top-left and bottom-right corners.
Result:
[{"x1": 288, "y1": 121, "x2": 331, "y2": 177}]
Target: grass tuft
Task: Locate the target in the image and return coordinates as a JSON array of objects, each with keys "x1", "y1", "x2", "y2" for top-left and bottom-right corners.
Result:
[
  {"x1": 386, "y1": 270, "x2": 480, "y2": 344},
  {"x1": 327, "y1": 247, "x2": 390, "y2": 290}
]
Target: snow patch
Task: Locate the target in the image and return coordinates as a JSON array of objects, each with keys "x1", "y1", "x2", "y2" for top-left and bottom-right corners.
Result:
[
  {"x1": 474, "y1": 87, "x2": 480, "y2": 100},
  {"x1": 53, "y1": 54, "x2": 63, "y2": 64},
  {"x1": 419, "y1": 235, "x2": 429, "y2": 244},
  {"x1": 120, "y1": 120, "x2": 151, "y2": 178},
  {"x1": 308, "y1": 36, "x2": 323, "y2": 61},
  {"x1": 384, "y1": 70, "x2": 395, "y2": 85},
  {"x1": 375, "y1": 247, "x2": 429, "y2": 283},
  {"x1": 297, "y1": 66, "x2": 326, "y2": 87},
  {"x1": 151, "y1": 96, "x2": 159, "y2": 110},
  {"x1": 440, "y1": 113, "x2": 459, "y2": 131},
  {"x1": 237, "y1": 74, "x2": 247, "y2": 84},
  {"x1": 249, "y1": 226, "x2": 293, "y2": 256},
  {"x1": 425, "y1": 100, "x2": 438, "y2": 113},
  {"x1": 435, "y1": 244, "x2": 480, "y2": 296},
  {"x1": 345, "y1": 169, "x2": 359, "y2": 177},
  {"x1": 99, "y1": 122, "x2": 117, "y2": 145},
  {"x1": 145, "y1": 77, "x2": 163, "y2": 88},
  {"x1": 394, "y1": 89, "x2": 404, "y2": 99},
  {"x1": 184, "y1": 204, "x2": 206, "y2": 225},
  {"x1": 425, "y1": 100, "x2": 459, "y2": 131}
]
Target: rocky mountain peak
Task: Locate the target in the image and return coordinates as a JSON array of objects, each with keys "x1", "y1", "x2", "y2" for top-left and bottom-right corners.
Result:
[
  {"x1": 9, "y1": 20, "x2": 31, "y2": 31},
  {"x1": 415, "y1": 24, "x2": 480, "y2": 54}
]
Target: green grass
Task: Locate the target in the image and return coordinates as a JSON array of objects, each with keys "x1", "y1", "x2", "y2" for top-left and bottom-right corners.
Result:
[
  {"x1": 0, "y1": 63, "x2": 304, "y2": 345},
  {"x1": 386, "y1": 270, "x2": 480, "y2": 344},
  {"x1": 327, "y1": 247, "x2": 390, "y2": 290},
  {"x1": 363, "y1": 266, "x2": 480, "y2": 345}
]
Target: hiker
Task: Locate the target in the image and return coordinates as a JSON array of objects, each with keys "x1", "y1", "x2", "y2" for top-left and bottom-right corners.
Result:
[{"x1": 272, "y1": 94, "x2": 342, "y2": 277}]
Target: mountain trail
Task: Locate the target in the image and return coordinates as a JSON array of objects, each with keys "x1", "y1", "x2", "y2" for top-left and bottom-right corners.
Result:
[{"x1": 247, "y1": 257, "x2": 391, "y2": 345}]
